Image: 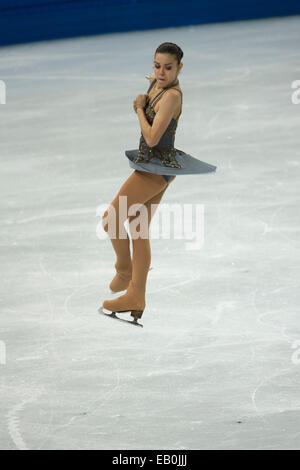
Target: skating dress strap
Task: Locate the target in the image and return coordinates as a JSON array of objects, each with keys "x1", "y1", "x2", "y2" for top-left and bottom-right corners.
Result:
[
  {"x1": 146, "y1": 78, "x2": 157, "y2": 94},
  {"x1": 150, "y1": 88, "x2": 182, "y2": 121},
  {"x1": 148, "y1": 78, "x2": 180, "y2": 107}
]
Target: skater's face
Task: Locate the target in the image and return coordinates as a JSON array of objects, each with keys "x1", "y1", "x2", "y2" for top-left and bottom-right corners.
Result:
[{"x1": 153, "y1": 53, "x2": 183, "y2": 88}]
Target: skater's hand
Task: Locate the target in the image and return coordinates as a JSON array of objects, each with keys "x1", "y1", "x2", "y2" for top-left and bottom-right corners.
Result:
[
  {"x1": 133, "y1": 94, "x2": 148, "y2": 113},
  {"x1": 136, "y1": 94, "x2": 148, "y2": 108},
  {"x1": 145, "y1": 72, "x2": 155, "y2": 82},
  {"x1": 133, "y1": 97, "x2": 138, "y2": 113}
]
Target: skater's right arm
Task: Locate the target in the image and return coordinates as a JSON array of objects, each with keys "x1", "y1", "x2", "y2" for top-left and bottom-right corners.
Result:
[{"x1": 133, "y1": 74, "x2": 155, "y2": 113}]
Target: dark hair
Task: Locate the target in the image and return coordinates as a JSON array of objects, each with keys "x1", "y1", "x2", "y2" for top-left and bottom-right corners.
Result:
[{"x1": 155, "y1": 42, "x2": 183, "y2": 66}]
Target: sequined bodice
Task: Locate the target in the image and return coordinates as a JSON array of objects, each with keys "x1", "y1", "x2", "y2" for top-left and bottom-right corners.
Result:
[{"x1": 134, "y1": 78, "x2": 185, "y2": 169}]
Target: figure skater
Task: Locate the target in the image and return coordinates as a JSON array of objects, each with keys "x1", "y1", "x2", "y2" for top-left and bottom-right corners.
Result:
[{"x1": 101, "y1": 42, "x2": 217, "y2": 326}]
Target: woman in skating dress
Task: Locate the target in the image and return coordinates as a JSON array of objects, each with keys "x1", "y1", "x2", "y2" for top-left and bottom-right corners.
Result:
[{"x1": 101, "y1": 42, "x2": 217, "y2": 326}]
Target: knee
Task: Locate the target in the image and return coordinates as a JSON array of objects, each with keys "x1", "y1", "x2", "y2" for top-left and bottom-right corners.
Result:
[
  {"x1": 128, "y1": 210, "x2": 151, "y2": 238},
  {"x1": 127, "y1": 218, "x2": 138, "y2": 236}
]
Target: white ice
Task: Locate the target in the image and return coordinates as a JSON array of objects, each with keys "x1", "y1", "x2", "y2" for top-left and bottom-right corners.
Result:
[{"x1": 0, "y1": 15, "x2": 300, "y2": 450}]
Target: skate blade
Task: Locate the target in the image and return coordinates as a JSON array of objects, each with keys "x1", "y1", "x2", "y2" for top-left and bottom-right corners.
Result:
[{"x1": 98, "y1": 307, "x2": 143, "y2": 328}]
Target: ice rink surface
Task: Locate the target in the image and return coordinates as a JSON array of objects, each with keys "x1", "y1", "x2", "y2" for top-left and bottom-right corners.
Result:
[{"x1": 0, "y1": 15, "x2": 300, "y2": 450}]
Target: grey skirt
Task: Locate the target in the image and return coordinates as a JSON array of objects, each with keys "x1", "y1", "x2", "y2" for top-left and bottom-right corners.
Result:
[{"x1": 125, "y1": 149, "x2": 217, "y2": 176}]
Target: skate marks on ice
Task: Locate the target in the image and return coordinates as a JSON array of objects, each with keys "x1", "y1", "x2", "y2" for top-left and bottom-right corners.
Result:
[
  {"x1": 250, "y1": 286, "x2": 300, "y2": 415},
  {"x1": 6, "y1": 389, "x2": 43, "y2": 450}
]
